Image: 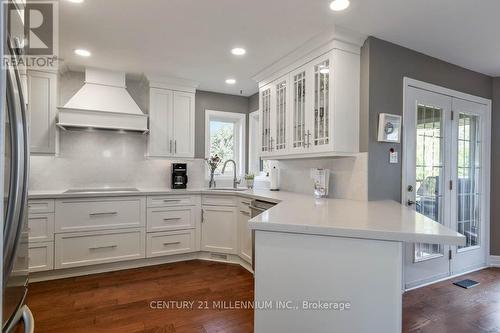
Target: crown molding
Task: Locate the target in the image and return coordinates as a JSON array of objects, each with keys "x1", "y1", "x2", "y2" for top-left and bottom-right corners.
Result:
[
  {"x1": 146, "y1": 74, "x2": 199, "y2": 93},
  {"x1": 252, "y1": 25, "x2": 366, "y2": 85}
]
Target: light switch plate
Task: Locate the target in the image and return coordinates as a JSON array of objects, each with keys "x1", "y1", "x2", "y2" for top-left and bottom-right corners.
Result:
[{"x1": 390, "y1": 151, "x2": 398, "y2": 164}]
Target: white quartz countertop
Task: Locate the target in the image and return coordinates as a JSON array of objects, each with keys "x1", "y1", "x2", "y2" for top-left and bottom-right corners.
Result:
[{"x1": 28, "y1": 188, "x2": 465, "y2": 245}]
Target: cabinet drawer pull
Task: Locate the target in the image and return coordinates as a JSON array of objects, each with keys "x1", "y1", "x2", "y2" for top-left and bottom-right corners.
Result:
[
  {"x1": 163, "y1": 241, "x2": 181, "y2": 246},
  {"x1": 162, "y1": 199, "x2": 181, "y2": 203},
  {"x1": 89, "y1": 212, "x2": 118, "y2": 217},
  {"x1": 240, "y1": 210, "x2": 250, "y2": 216},
  {"x1": 89, "y1": 244, "x2": 118, "y2": 250},
  {"x1": 163, "y1": 217, "x2": 181, "y2": 221}
]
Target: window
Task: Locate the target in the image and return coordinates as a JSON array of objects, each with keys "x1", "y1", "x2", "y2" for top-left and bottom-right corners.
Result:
[{"x1": 205, "y1": 110, "x2": 246, "y2": 178}]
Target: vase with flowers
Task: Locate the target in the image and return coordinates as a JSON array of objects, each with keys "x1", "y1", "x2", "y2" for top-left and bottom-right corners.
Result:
[{"x1": 205, "y1": 155, "x2": 222, "y2": 188}]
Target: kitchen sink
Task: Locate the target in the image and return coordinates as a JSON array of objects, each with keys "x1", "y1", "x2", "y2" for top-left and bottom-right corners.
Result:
[
  {"x1": 64, "y1": 187, "x2": 140, "y2": 194},
  {"x1": 207, "y1": 187, "x2": 248, "y2": 192}
]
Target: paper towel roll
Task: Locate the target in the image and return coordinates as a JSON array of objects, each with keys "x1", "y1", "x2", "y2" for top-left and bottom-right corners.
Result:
[{"x1": 270, "y1": 167, "x2": 280, "y2": 191}]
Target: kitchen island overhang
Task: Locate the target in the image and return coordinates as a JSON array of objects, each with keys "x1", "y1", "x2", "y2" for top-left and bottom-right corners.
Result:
[{"x1": 249, "y1": 197, "x2": 465, "y2": 333}]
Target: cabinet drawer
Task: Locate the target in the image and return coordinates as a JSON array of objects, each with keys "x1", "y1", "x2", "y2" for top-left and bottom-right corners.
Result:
[
  {"x1": 147, "y1": 206, "x2": 197, "y2": 232},
  {"x1": 28, "y1": 199, "x2": 55, "y2": 214},
  {"x1": 54, "y1": 228, "x2": 145, "y2": 269},
  {"x1": 239, "y1": 198, "x2": 252, "y2": 214},
  {"x1": 28, "y1": 213, "x2": 54, "y2": 242},
  {"x1": 146, "y1": 230, "x2": 196, "y2": 258},
  {"x1": 202, "y1": 195, "x2": 236, "y2": 207},
  {"x1": 147, "y1": 195, "x2": 199, "y2": 208},
  {"x1": 55, "y1": 197, "x2": 146, "y2": 233},
  {"x1": 29, "y1": 242, "x2": 54, "y2": 273}
]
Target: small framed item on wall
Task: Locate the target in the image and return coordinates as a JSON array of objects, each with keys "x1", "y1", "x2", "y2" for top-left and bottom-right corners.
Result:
[{"x1": 378, "y1": 113, "x2": 402, "y2": 143}]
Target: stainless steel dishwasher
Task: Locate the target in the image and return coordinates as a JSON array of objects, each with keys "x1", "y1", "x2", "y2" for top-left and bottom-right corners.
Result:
[{"x1": 249, "y1": 199, "x2": 276, "y2": 270}]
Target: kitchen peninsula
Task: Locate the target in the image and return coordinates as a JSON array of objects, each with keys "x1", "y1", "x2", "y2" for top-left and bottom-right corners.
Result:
[{"x1": 248, "y1": 196, "x2": 465, "y2": 333}]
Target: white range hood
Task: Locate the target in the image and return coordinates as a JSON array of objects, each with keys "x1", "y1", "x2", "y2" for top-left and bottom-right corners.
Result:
[{"x1": 58, "y1": 68, "x2": 148, "y2": 133}]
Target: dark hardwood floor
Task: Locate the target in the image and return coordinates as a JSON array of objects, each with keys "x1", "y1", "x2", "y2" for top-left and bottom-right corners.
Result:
[
  {"x1": 28, "y1": 260, "x2": 254, "y2": 333},
  {"x1": 27, "y1": 261, "x2": 500, "y2": 333},
  {"x1": 403, "y1": 267, "x2": 500, "y2": 333}
]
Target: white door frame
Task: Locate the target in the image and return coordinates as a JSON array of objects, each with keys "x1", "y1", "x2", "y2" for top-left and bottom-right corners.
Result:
[{"x1": 402, "y1": 77, "x2": 491, "y2": 288}]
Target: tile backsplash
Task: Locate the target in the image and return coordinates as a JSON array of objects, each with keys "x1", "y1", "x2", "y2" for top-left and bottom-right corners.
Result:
[
  {"x1": 29, "y1": 130, "x2": 205, "y2": 190},
  {"x1": 269, "y1": 153, "x2": 368, "y2": 201},
  {"x1": 30, "y1": 129, "x2": 368, "y2": 201}
]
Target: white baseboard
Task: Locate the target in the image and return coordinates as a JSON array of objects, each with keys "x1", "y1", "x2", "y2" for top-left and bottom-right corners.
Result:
[
  {"x1": 405, "y1": 265, "x2": 488, "y2": 292},
  {"x1": 30, "y1": 251, "x2": 253, "y2": 283},
  {"x1": 489, "y1": 255, "x2": 500, "y2": 267}
]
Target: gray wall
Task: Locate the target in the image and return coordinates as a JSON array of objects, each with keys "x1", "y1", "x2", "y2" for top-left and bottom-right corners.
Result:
[
  {"x1": 491, "y1": 78, "x2": 500, "y2": 255},
  {"x1": 248, "y1": 93, "x2": 259, "y2": 112},
  {"x1": 362, "y1": 37, "x2": 493, "y2": 202},
  {"x1": 194, "y1": 90, "x2": 253, "y2": 163}
]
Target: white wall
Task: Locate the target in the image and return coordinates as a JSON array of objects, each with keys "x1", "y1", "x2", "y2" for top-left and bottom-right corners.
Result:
[
  {"x1": 269, "y1": 153, "x2": 368, "y2": 201},
  {"x1": 29, "y1": 130, "x2": 205, "y2": 190}
]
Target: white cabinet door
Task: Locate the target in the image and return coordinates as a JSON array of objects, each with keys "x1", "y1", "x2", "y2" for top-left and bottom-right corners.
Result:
[
  {"x1": 28, "y1": 70, "x2": 57, "y2": 154},
  {"x1": 259, "y1": 84, "x2": 273, "y2": 157},
  {"x1": 289, "y1": 66, "x2": 309, "y2": 154},
  {"x1": 171, "y1": 91, "x2": 195, "y2": 158},
  {"x1": 272, "y1": 75, "x2": 289, "y2": 155},
  {"x1": 201, "y1": 206, "x2": 237, "y2": 254},
  {"x1": 148, "y1": 88, "x2": 173, "y2": 157},
  {"x1": 238, "y1": 209, "x2": 252, "y2": 263},
  {"x1": 307, "y1": 53, "x2": 334, "y2": 153}
]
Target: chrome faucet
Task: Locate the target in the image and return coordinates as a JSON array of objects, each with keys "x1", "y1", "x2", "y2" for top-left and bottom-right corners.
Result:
[{"x1": 222, "y1": 159, "x2": 241, "y2": 189}]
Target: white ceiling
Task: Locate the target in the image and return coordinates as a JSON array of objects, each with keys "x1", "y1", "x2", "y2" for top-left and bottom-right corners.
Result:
[{"x1": 60, "y1": 0, "x2": 500, "y2": 97}]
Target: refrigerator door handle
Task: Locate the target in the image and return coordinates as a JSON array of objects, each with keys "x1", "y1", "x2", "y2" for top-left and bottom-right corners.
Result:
[
  {"x1": 4, "y1": 305, "x2": 34, "y2": 333},
  {"x1": 3, "y1": 37, "x2": 27, "y2": 283}
]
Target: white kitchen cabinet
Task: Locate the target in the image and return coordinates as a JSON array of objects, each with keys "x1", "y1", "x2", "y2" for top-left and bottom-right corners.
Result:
[
  {"x1": 55, "y1": 196, "x2": 146, "y2": 233},
  {"x1": 28, "y1": 212, "x2": 54, "y2": 243},
  {"x1": 171, "y1": 91, "x2": 195, "y2": 157},
  {"x1": 258, "y1": 46, "x2": 360, "y2": 159},
  {"x1": 201, "y1": 205, "x2": 238, "y2": 254},
  {"x1": 148, "y1": 88, "x2": 195, "y2": 158},
  {"x1": 29, "y1": 242, "x2": 54, "y2": 273},
  {"x1": 238, "y1": 199, "x2": 252, "y2": 263},
  {"x1": 148, "y1": 88, "x2": 172, "y2": 156},
  {"x1": 146, "y1": 229, "x2": 196, "y2": 258},
  {"x1": 147, "y1": 206, "x2": 197, "y2": 232},
  {"x1": 54, "y1": 228, "x2": 146, "y2": 269},
  {"x1": 28, "y1": 70, "x2": 58, "y2": 154}
]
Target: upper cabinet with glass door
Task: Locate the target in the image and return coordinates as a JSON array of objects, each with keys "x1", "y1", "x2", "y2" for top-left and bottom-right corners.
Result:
[{"x1": 256, "y1": 37, "x2": 361, "y2": 159}]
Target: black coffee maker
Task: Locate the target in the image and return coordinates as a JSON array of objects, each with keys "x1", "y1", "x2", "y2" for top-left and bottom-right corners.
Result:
[{"x1": 171, "y1": 163, "x2": 188, "y2": 189}]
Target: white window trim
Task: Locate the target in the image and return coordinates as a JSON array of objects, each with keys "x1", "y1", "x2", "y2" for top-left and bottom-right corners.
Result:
[{"x1": 205, "y1": 109, "x2": 246, "y2": 180}]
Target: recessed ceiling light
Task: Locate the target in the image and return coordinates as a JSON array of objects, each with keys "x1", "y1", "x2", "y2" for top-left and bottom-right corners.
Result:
[
  {"x1": 330, "y1": 0, "x2": 350, "y2": 11},
  {"x1": 231, "y1": 47, "x2": 246, "y2": 56},
  {"x1": 225, "y1": 78, "x2": 236, "y2": 85},
  {"x1": 74, "y1": 49, "x2": 91, "y2": 57},
  {"x1": 68, "y1": 0, "x2": 84, "y2": 3}
]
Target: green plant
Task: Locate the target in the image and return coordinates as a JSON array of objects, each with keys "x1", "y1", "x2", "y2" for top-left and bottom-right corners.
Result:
[{"x1": 244, "y1": 173, "x2": 255, "y2": 180}]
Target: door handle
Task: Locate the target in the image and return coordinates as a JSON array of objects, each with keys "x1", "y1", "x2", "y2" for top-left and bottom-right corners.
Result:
[{"x1": 407, "y1": 200, "x2": 416, "y2": 206}]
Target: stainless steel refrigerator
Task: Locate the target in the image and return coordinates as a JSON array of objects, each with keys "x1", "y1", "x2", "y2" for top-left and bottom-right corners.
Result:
[{"x1": 2, "y1": 5, "x2": 34, "y2": 331}]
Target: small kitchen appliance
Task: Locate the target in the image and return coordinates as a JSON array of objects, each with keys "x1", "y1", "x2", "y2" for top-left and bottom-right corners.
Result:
[
  {"x1": 311, "y1": 168, "x2": 330, "y2": 198},
  {"x1": 172, "y1": 163, "x2": 188, "y2": 189}
]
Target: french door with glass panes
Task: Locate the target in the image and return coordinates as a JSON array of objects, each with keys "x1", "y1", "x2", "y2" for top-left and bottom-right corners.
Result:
[{"x1": 403, "y1": 84, "x2": 489, "y2": 289}]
